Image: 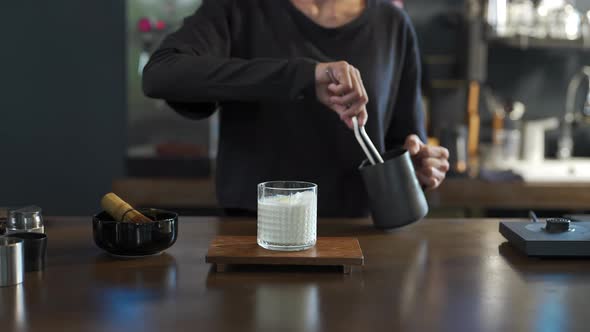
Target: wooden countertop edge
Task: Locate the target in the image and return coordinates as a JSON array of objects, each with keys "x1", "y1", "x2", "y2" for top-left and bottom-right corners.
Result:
[{"x1": 204, "y1": 256, "x2": 364, "y2": 266}]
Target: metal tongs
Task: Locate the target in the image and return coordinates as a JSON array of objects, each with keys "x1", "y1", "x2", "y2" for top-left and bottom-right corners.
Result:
[{"x1": 326, "y1": 68, "x2": 384, "y2": 165}]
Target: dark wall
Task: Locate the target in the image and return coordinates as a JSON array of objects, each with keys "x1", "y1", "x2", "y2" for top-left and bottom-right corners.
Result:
[{"x1": 0, "y1": 1, "x2": 126, "y2": 215}]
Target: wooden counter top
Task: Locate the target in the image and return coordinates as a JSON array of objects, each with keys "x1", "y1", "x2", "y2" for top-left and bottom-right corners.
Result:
[
  {"x1": 428, "y1": 178, "x2": 590, "y2": 210},
  {"x1": 3, "y1": 217, "x2": 590, "y2": 331}
]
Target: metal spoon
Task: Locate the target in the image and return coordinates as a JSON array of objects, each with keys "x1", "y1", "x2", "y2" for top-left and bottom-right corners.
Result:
[
  {"x1": 529, "y1": 210, "x2": 539, "y2": 223},
  {"x1": 326, "y1": 68, "x2": 384, "y2": 165}
]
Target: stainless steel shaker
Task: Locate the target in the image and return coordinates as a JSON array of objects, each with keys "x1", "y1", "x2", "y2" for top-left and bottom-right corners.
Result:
[
  {"x1": 0, "y1": 238, "x2": 24, "y2": 287},
  {"x1": 6, "y1": 206, "x2": 45, "y2": 234}
]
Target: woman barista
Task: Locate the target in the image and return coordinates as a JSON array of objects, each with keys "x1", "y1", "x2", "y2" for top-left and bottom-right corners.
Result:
[{"x1": 142, "y1": 0, "x2": 450, "y2": 217}]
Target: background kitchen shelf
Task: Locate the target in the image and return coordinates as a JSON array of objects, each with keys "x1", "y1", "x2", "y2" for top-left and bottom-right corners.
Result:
[{"x1": 488, "y1": 34, "x2": 590, "y2": 50}]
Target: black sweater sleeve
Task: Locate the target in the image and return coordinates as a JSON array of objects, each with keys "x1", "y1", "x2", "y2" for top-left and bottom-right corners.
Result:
[
  {"x1": 142, "y1": 0, "x2": 317, "y2": 119},
  {"x1": 385, "y1": 14, "x2": 427, "y2": 149}
]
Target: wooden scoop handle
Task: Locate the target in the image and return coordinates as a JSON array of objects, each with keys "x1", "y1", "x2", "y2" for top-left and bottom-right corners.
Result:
[{"x1": 100, "y1": 192, "x2": 152, "y2": 223}]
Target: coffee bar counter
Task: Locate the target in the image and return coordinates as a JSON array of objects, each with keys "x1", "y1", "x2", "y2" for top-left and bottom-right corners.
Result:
[
  {"x1": 113, "y1": 178, "x2": 590, "y2": 212},
  {"x1": 2, "y1": 217, "x2": 590, "y2": 331},
  {"x1": 428, "y1": 178, "x2": 590, "y2": 210}
]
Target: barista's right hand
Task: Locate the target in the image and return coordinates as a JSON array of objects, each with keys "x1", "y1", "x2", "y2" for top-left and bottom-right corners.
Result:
[{"x1": 315, "y1": 62, "x2": 369, "y2": 129}]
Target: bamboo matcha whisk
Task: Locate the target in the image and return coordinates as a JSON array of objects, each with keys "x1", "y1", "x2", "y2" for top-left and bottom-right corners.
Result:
[{"x1": 100, "y1": 193, "x2": 152, "y2": 223}]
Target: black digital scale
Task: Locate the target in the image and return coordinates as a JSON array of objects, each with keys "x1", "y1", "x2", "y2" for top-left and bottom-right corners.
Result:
[{"x1": 500, "y1": 216, "x2": 590, "y2": 257}]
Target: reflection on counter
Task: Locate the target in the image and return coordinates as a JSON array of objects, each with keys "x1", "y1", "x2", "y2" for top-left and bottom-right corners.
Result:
[
  {"x1": 255, "y1": 285, "x2": 320, "y2": 331},
  {"x1": 205, "y1": 264, "x2": 361, "y2": 331},
  {"x1": 92, "y1": 253, "x2": 178, "y2": 290},
  {"x1": 92, "y1": 253, "x2": 178, "y2": 329},
  {"x1": 498, "y1": 241, "x2": 586, "y2": 331},
  {"x1": 0, "y1": 284, "x2": 26, "y2": 331},
  {"x1": 398, "y1": 240, "x2": 429, "y2": 322}
]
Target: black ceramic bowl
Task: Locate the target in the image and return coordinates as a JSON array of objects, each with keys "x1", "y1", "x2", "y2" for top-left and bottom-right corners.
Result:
[{"x1": 93, "y1": 208, "x2": 178, "y2": 257}]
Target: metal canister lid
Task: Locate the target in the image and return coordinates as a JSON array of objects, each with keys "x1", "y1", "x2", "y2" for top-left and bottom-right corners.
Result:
[
  {"x1": 7, "y1": 205, "x2": 44, "y2": 231},
  {"x1": 545, "y1": 218, "x2": 571, "y2": 233}
]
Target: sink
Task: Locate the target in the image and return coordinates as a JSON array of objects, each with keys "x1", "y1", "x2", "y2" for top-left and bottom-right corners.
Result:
[{"x1": 506, "y1": 158, "x2": 590, "y2": 183}]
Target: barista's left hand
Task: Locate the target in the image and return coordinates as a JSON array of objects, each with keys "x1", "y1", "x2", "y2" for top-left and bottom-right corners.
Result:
[{"x1": 403, "y1": 135, "x2": 450, "y2": 190}]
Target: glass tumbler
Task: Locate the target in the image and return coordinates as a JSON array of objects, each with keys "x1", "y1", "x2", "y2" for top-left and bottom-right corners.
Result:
[{"x1": 257, "y1": 181, "x2": 317, "y2": 251}]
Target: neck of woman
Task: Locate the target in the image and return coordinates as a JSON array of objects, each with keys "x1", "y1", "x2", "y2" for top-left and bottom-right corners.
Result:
[{"x1": 289, "y1": 0, "x2": 367, "y2": 28}]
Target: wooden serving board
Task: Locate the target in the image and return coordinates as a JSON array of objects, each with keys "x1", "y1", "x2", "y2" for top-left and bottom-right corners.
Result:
[{"x1": 205, "y1": 236, "x2": 364, "y2": 274}]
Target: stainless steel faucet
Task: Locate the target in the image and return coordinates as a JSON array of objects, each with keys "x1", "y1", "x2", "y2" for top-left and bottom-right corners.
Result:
[{"x1": 557, "y1": 66, "x2": 590, "y2": 159}]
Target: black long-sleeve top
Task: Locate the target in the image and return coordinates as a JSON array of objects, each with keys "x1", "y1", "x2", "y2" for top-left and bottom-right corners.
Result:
[{"x1": 143, "y1": 0, "x2": 425, "y2": 217}]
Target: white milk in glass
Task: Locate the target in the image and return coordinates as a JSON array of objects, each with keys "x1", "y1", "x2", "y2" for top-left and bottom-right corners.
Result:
[{"x1": 257, "y1": 191, "x2": 317, "y2": 251}]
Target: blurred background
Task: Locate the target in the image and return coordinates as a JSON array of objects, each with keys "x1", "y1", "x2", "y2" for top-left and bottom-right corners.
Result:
[{"x1": 1, "y1": 0, "x2": 589, "y2": 217}]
